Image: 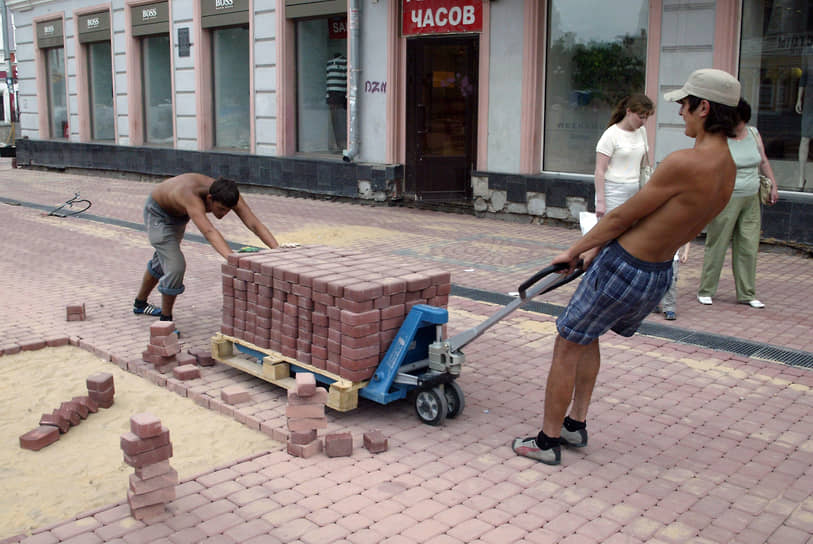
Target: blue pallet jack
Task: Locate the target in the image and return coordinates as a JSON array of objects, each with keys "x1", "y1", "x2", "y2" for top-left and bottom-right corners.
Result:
[{"x1": 360, "y1": 263, "x2": 583, "y2": 425}]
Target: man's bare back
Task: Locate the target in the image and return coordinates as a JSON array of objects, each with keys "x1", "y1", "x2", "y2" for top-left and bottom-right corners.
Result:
[
  {"x1": 151, "y1": 173, "x2": 214, "y2": 218},
  {"x1": 617, "y1": 137, "x2": 736, "y2": 262},
  {"x1": 557, "y1": 130, "x2": 736, "y2": 269}
]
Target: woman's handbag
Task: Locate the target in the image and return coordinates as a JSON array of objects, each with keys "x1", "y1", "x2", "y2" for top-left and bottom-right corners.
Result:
[
  {"x1": 759, "y1": 174, "x2": 773, "y2": 205},
  {"x1": 748, "y1": 126, "x2": 773, "y2": 205},
  {"x1": 639, "y1": 128, "x2": 653, "y2": 188}
]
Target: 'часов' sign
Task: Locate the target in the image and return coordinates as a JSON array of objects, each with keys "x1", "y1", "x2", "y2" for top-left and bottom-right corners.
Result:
[{"x1": 402, "y1": 0, "x2": 482, "y2": 37}]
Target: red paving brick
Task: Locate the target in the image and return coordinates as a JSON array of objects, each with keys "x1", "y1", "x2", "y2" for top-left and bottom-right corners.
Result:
[{"x1": 1, "y1": 163, "x2": 811, "y2": 543}]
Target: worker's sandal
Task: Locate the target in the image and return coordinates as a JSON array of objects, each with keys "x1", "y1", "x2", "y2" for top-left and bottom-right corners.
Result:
[{"x1": 512, "y1": 436, "x2": 561, "y2": 465}]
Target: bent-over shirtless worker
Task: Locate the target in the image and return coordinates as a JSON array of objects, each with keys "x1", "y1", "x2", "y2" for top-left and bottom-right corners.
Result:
[
  {"x1": 513, "y1": 69, "x2": 741, "y2": 465},
  {"x1": 133, "y1": 173, "x2": 279, "y2": 323}
]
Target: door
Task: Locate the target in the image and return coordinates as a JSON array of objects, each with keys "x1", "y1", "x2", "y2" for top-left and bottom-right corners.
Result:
[{"x1": 406, "y1": 36, "x2": 478, "y2": 201}]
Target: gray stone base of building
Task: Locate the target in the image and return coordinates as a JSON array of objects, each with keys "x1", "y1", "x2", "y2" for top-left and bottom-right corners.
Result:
[
  {"x1": 15, "y1": 139, "x2": 403, "y2": 203},
  {"x1": 14, "y1": 139, "x2": 813, "y2": 251},
  {"x1": 470, "y1": 171, "x2": 813, "y2": 252}
]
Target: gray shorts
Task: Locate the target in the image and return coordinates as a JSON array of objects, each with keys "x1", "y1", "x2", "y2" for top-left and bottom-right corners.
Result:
[{"x1": 144, "y1": 196, "x2": 189, "y2": 296}]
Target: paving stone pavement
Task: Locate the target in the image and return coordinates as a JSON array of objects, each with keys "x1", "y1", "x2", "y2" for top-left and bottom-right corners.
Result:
[{"x1": 1, "y1": 163, "x2": 811, "y2": 544}]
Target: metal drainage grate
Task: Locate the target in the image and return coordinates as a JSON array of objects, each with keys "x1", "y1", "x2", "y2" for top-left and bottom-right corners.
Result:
[
  {"x1": 679, "y1": 332, "x2": 764, "y2": 357},
  {"x1": 450, "y1": 284, "x2": 813, "y2": 371},
  {"x1": 752, "y1": 346, "x2": 813, "y2": 368}
]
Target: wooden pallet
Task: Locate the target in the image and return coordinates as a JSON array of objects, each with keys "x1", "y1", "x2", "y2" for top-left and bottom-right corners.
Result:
[{"x1": 210, "y1": 333, "x2": 369, "y2": 412}]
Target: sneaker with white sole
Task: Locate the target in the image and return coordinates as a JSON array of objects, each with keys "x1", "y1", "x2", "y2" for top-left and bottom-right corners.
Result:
[
  {"x1": 512, "y1": 436, "x2": 561, "y2": 465},
  {"x1": 697, "y1": 296, "x2": 713, "y2": 305},
  {"x1": 560, "y1": 425, "x2": 588, "y2": 448},
  {"x1": 133, "y1": 302, "x2": 162, "y2": 316},
  {"x1": 743, "y1": 299, "x2": 765, "y2": 308}
]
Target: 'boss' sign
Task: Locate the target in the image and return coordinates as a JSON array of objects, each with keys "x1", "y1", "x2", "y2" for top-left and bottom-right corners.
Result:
[{"x1": 402, "y1": 0, "x2": 482, "y2": 37}]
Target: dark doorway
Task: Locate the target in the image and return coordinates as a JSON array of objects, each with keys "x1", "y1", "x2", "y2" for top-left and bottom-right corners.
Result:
[{"x1": 406, "y1": 36, "x2": 478, "y2": 201}]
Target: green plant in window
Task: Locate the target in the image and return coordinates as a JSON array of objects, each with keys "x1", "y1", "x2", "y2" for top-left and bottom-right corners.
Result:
[{"x1": 568, "y1": 32, "x2": 647, "y2": 107}]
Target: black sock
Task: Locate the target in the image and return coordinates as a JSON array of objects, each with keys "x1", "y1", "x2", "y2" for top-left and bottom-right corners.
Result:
[
  {"x1": 160, "y1": 314, "x2": 173, "y2": 322},
  {"x1": 536, "y1": 430, "x2": 560, "y2": 450},
  {"x1": 564, "y1": 416, "x2": 586, "y2": 432},
  {"x1": 134, "y1": 298, "x2": 147, "y2": 309}
]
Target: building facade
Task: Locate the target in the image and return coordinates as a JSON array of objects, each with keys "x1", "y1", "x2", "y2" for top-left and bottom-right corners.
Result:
[{"x1": 9, "y1": 0, "x2": 813, "y2": 246}]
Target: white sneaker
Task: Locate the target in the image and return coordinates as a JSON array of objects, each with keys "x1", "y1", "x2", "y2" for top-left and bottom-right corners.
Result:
[
  {"x1": 697, "y1": 296, "x2": 713, "y2": 305},
  {"x1": 747, "y1": 299, "x2": 765, "y2": 308}
]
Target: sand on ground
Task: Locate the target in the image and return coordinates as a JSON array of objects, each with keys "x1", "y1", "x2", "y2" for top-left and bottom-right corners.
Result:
[{"x1": 0, "y1": 346, "x2": 280, "y2": 538}]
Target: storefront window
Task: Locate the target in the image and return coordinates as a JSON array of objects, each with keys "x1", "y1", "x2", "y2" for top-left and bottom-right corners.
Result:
[
  {"x1": 46, "y1": 47, "x2": 67, "y2": 139},
  {"x1": 740, "y1": 0, "x2": 812, "y2": 192},
  {"x1": 88, "y1": 41, "x2": 114, "y2": 141},
  {"x1": 142, "y1": 35, "x2": 173, "y2": 145},
  {"x1": 543, "y1": 0, "x2": 648, "y2": 173},
  {"x1": 296, "y1": 17, "x2": 347, "y2": 154},
  {"x1": 212, "y1": 26, "x2": 250, "y2": 150}
]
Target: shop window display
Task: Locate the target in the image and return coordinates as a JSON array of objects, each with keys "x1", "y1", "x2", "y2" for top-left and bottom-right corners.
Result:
[
  {"x1": 296, "y1": 16, "x2": 347, "y2": 154},
  {"x1": 213, "y1": 25, "x2": 250, "y2": 150},
  {"x1": 46, "y1": 47, "x2": 67, "y2": 139},
  {"x1": 88, "y1": 41, "x2": 114, "y2": 141},
  {"x1": 542, "y1": 0, "x2": 649, "y2": 174},
  {"x1": 740, "y1": 0, "x2": 813, "y2": 191},
  {"x1": 142, "y1": 34, "x2": 173, "y2": 145}
]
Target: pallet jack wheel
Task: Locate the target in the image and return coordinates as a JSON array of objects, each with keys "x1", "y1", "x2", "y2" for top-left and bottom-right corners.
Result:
[
  {"x1": 414, "y1": 386, "x2": 448, "y2": 426},
  {"x1": 444, "y1": 381, "x2": 465, "y2": 419}
]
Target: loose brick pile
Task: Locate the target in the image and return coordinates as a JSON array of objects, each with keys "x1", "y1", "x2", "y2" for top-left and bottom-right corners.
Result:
[
  {"x1": 286, "y1": 373, "x2": 327, "y2": 458},
  {"x1": 142, "y1": 321, "x2": 195, "y2": 374},
  {"x1": 221, "y1": 246, "x2": 451, "y2": 381},
  {"x1": 66, "y1": 303, "x2": 86, "y2": 321},
  {"x1": 188, "y1": 347, "x2": 216, "y2": 367},
  {"x1": 19, "y1": 374, "x2": 111, "y2": 451},
  {"x1": 122, "y1": 413, "x2": 177, "y2": 520},
  {"x1": 87, "y1": 371, "x2": 115, "y2": 408}
]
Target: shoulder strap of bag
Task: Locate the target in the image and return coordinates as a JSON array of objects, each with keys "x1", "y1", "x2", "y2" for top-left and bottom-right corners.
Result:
[{"x1": 640, "y1": 126, "x2": 650, "y2": 167}]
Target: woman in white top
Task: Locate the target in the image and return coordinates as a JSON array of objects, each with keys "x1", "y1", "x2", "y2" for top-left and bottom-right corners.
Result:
[{"x1": 594, "y1": 94, "x2": 655, "y2": 217}]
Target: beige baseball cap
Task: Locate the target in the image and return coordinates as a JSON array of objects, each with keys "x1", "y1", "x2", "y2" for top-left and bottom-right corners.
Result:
[{"x1": 663, "y1": 68, "x2": 740, "y2": 107}]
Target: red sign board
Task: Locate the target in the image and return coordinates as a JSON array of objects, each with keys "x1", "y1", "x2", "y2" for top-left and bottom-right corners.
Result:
[
  {"x1": 329, "y1": 16, "x2": 347, "y2": 40},
  {"x1": 402, "y1": 0, "x2": 482, "y2": 37}
]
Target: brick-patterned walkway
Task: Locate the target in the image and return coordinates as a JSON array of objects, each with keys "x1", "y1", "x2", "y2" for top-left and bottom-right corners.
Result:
[{"x1": 1, "y1": 163, "x2": 811, "y2": 543}]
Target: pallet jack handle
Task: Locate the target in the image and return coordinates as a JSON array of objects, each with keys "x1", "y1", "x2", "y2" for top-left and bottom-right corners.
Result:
[
  {"x1": 518, "y1": 261, "x2": 584, "y2": 299},
  {"x1": 446, "y1": 261, "x2": 584, "y2": 353}
]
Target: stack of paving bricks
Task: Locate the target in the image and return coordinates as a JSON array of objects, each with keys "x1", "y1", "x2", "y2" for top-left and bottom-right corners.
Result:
[
  {"x1": 142, "y1": 321, "x2": 195, "y2": 374},
  {"x1": 20, "y1": 376, "x2": 107, "y2": 451},
  {"x1": 221, "y1": 245, "x2": 451, "y2": 381},
  {"x1": 87, "y1": 372, "x2": 115, "y2": 408},
  {"x1": 66, "y1": 303, "x2": 86, "y2": 321},
  {"x1": 122, "y1": 413, "x2": 177, "y2": 520},
  {"x1": 286, "y1": 373, "x2": 327, "y2": 458}
]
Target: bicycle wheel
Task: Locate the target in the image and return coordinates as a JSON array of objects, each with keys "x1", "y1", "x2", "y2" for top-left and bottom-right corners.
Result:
[{"x1": 59, "y1": 200, "x2": 92, "y2": 217}]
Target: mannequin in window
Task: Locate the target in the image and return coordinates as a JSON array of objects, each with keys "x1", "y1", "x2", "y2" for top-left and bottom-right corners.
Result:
[
  {"x1": 796, "y1": 57, "x2": 812, "y2": 191},
  {"x1": 326, "y1": 53, "x2": 347, "y2": 152}
]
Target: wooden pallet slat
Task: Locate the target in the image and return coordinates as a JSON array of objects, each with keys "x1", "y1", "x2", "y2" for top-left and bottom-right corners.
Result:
[{"x1": 210, "y1": 333, "x2": 369, "y2": 412}]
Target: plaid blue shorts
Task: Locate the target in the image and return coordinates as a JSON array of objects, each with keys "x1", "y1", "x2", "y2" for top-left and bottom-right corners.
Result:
[{"x1": 556, "y1": 240, "x2": 673, "y2": 345}]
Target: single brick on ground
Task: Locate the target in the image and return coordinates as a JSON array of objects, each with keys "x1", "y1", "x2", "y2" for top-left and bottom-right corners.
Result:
[
  {"x1": 20, "y1": 425, "x2": 60, "y2": 451},
  {"x1": 172, "y1": 364, "x2": 200, "y2": 381},
  {"x1": 364, "y1": 430, "x2": 388, "y2": 453},
  {"x1": 221, "y1": 385, "x2": 251, "y2": 404},
  {"x1": 66, "y1": 303, "x2": 86, "y2": 321},
  {"x1": 325, "y1": 432, "x2": 353, "y2": 457}
]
